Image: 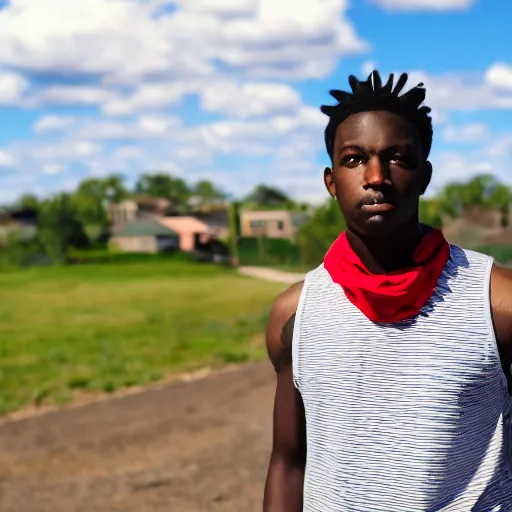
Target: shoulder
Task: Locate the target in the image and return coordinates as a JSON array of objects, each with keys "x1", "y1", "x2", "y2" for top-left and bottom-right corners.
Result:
[
  {"x1": 490, "y1": 264, "x2": 512, "y2": 366},
  {"x1": 491, "y1": 264, "x2": 512, "y2": 316},
  {"x1": 266, "y1": 281, "x2": 304, "y2": 371}
]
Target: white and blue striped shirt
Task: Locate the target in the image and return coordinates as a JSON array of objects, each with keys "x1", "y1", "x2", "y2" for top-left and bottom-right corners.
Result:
[{"x1": 292, "y1": 245, "x2": 512, "y2": 511}]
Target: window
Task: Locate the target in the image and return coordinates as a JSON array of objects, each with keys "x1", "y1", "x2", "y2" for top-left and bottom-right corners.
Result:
[
  {"x1": 250, "y1": 220, "x2": 266, "y2": 228},
  {"x1": 277, "y1": 220, "x2": 284, "y2": 230}
]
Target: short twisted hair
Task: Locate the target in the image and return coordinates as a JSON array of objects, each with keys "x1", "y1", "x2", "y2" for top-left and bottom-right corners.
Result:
[{"x1": 321, "y1": 71, "x2": 433, "y2": 161}]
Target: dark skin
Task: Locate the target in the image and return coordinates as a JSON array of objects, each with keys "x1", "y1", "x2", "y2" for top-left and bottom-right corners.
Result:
[{"x1": 263, "y1": 110, "x2": 512, "y2": 511}]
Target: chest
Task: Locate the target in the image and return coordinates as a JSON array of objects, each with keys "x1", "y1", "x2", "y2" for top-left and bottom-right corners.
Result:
[{"x1": 296, "y1": 279, "x2": 505, "y2": 420}]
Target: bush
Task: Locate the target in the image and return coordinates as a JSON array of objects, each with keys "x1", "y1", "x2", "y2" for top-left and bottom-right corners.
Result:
[
  {"x1": 38, "y1": 193, "x2": 90, "y2": 263},
  {"x1": 296, "y1": 199, "x2": 347, "y2": 267},
  {"x1": 0, "y1": 231, "x2": 53, "y2": 272},
  {"x1": 238, "y1": 237, "x2": 301, "y2": 267}
]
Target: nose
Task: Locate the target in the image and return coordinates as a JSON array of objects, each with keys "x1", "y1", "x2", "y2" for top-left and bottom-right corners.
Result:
[{"x1": 362, "y1": 156, "x2": 390, "y2": 189}]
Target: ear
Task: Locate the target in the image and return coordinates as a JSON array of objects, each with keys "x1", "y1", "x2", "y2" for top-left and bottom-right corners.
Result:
[
  {"x1": 324, "y1": 167, "x2": 336, "y2": 198},
  {"x1": 420, "y1": 161, "x2": 432, "y2": 196}
]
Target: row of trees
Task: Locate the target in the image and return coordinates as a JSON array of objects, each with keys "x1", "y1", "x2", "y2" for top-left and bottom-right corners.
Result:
[
  {"x1": 1, "y1": 170, "x2": 510, "y2": 269},
  {"x1": 1, "y1": 172, "x2": 304, "y2": 266},
  {"x1": 13, "y1": 173, "x2": 228, "y2": 233},
  {"x1": 11, "y1": 174, "x2": 302, "y2": 232}
]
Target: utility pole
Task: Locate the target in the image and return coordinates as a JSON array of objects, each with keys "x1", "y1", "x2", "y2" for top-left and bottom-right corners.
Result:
[{"x1": 228, "y1": 201, "x2": 240, "y2": 266}]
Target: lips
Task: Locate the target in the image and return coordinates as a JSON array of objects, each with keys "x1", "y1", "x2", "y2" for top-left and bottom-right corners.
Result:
[
  {"x1": 361, "y1": 196, "x2": 395, "y2": 214},
  {"x1": 361, "y1": 202, "x2": 395, "y2": 214}
]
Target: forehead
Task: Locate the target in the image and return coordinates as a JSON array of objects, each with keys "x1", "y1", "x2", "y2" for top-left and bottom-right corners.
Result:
[{"x1": 335, "y1": 110, "x2": 420, "y2": 150}]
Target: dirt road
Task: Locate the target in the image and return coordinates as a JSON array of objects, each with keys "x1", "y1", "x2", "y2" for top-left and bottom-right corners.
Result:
[
  {"x1": 0, "y1": 362, "x2": 276, "y2": 512},
  {"x1": 238, "y1": 266, "x2": 306, "y2": 284}
]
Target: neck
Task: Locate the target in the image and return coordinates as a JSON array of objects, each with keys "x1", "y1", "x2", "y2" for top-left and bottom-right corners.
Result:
[{"x1": 346, "y1": 218, "x2": 426, "y2": 274}]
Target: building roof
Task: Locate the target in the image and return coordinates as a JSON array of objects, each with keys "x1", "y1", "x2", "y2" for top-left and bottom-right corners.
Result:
[
  {"x1": 157, "y1": 216, "x2": 210, "y2": 235},
  {"x1": 112, "y1": 218, "x2": 178, "y2": 238}
]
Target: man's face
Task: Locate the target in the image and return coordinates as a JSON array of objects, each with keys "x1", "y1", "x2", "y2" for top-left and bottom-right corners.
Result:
[{"x1": 324, "y1": 110, "x2": 431, "y2": 238}]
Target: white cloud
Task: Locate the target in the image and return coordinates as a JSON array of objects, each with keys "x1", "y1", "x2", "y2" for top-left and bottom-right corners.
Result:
[
  {"x1": 42, "y1": 163, "x2": 65, "y2": 175},
  {"x1": 74, "y1": 141, "x2": 100, "y2": 156},
  {"x1": 442, "y1": 123, "x2": 489, "y2": 144},
  {"x1": 101, "y1": 82, "x2": 197, "y2": 116},
  {"x1": 31, "y1": 86, "x2": 115, "y2": 106},
  {"x1": 0, "y1": 0, "x2": 367, "y2": 83},
  {"x1": 485, "y1": 63, "x2": 512, "y2": 91},
  {"x1": 33, "y1": 115, "x2": 76, "y2": 133},
  {"x1": 0, "y1": 69, "x2": 27, "y2": 104},
  {"x1": 0, "y1": 149, "x2": 16, "y2": 167},
  {"x1": 405, "y1": 68, "x2": 512, "y2": 115},
  {"x1": 487, "y1": 133, "x2": 512, "y2": 158},
  {"x1": 372, "y1": 0, "x2": 475, "y2": 11},
  {"x1": 26, "y1": 140, "x2": 103, "y2": 162},
  {"x1": 199, "y1": 106, "x2": 324, "y2": 154},
  {"x1": 429, "y1": 133, "x2": 512, "y2": 195},
  {"x1": 111, "y1": 146, "x2": 144, "y2": 161},
  {"x1": 138, "y1": 116, "x2": 180, "y2": 135},
  {"x1": 77, "y1": 116, "x2": 182, "y2": 140},
  {"x1": 361, "y1": 61, "x2": 377, "y2": 76},
  {"x1": 201, "y1": 81, "x2": 302, "y2": 118}
]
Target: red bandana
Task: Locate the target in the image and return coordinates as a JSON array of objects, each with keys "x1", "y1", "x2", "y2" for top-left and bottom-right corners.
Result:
[{"x1": 324, "y1": 229, "x2": 451, "y2": 323}]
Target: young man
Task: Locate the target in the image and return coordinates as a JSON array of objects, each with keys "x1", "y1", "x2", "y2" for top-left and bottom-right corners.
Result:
[{"x1": 263, "y1": 71, "x2": 512, "y2": 511}]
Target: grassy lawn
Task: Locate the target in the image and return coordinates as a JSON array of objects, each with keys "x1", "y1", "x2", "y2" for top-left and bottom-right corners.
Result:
[{"x1": 0, "y1": 260, "x2": 285, "y2": 415}]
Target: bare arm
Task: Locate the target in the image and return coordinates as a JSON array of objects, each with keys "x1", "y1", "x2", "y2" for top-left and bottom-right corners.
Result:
[
  {"x1": 263, "y1": 282, "x2": 306, "y2": 512},
  {"x1": 491, "y1": 265, "x2": 512, "y2": 386}
]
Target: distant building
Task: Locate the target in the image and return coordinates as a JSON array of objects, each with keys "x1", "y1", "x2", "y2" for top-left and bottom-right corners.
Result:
[
  {"x1": 0, "y1": 208, "x2": 38, "y2": 243},
  {"x1": 158, "y1": 216, "x2": 214, "y2": 252},
  {"x1": 240, "y1": 209, "x2": 308, "y2": 240},
  {"x1": 108, "y1": 197, "x2": 171, "y2": 227},
  {"x1": 193, "y1": 210, "x2": 230, "y2": 241},
  {"x1": 109, "y1": 218, "x2": 179, "y2": 253}
]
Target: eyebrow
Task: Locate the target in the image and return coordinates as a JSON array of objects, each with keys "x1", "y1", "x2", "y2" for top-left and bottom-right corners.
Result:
[{"x1": 337, "y1": 142, "x2": 416, "y2": 157}]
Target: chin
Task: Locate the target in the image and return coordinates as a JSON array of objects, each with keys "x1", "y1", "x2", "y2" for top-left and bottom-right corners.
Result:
[{"x1": 359, "y1": 215, "x2": 401, "y2": 237}]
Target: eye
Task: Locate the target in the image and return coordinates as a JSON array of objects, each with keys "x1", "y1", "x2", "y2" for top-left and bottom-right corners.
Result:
[
  {"x1": 390, "y1": 153, "x2": 414, "y2": 168},
  {"x1": 341, "y1": 154, "x2": 363, "y2": 167}
]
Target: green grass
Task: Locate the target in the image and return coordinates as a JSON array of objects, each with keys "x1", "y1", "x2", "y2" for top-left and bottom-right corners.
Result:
[{"x1": 0, "y1": 259, "x2": 285, "y2": 415}]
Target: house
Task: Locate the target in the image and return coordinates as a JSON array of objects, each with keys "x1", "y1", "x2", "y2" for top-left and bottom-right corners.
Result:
[
  {"x1": 240, "y1": 209, "x2": 308, "y2": 240},
  {"x1": 0, "y1": 208, "x2": 38, "y2": 243},
  {"x1": 193, "y1": 210, "x2": 230, "y2": 241},
  {"x1": 109, "y1": 218, "x2": 179, "y2": 253},
  {"x1": 157, "y1": 216, "x2": 214, "y2": 252},
  {"x1": 108, "y1": 197, "x2": 232, "y2": 257},
  {"x1": 108, "y1": 197, "x2": 171, "y2": 227}
]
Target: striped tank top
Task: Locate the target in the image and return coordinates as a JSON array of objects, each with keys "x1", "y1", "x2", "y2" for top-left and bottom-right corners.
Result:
[{"x1": 292, "y1": 245, "x2": 512, "y2": 511}]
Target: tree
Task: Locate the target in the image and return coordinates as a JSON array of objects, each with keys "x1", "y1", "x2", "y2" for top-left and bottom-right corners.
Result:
[
  {"x1": 193, "y1": 180, "x2": 226, "y2": 200},
  {"x1": 243, "y1": 185, "x2": 295, "y2": 210},
  {"x1": 135, "y1": 173, "x2": 190, "y2": 208},
  {"x1": 38, "y1": 193, "x2": 89, "y2": 263},
  {"x1": 72, "y1": 174, "x2": 128, "y2": 232},
  {"x1": 487, "y1": 182, "x2": 511, "y2": 227},
  {"x1": 103, "y1": 174, "x2": 129, "y2": 203},
  {"x1": 297, "y1": 198, "x2": 347, "y2": 267},
  {"x1": 15, "y1": 194, "x2": 40, "y2": 212},
  {"x1": 439, "y1": 174, "x2": 510, "y2": 219},
  {"x1": 419, "y1": 198, "x2": 443, "y2": 229}
]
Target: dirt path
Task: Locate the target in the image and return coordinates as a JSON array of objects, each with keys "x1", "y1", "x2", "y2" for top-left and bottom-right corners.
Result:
[
  {"x1": 0, "y1": 267, "x2": 300, "y2": 511},
  {"x1": 238, "y1": 266, "x2": 306, "y2": 284},
  {"x1": 0, "y1": 362, "x2": 276, "y2": 512}
]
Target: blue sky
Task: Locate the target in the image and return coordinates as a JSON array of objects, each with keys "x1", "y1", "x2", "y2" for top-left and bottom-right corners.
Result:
[{"x1": 0, "y1": 0, "x2": 511, "y2": 205}]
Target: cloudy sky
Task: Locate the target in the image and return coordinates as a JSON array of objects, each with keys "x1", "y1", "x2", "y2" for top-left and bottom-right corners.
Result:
[{"x1": 0, "y1": 0, "x2": 511, "y2": 205}]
